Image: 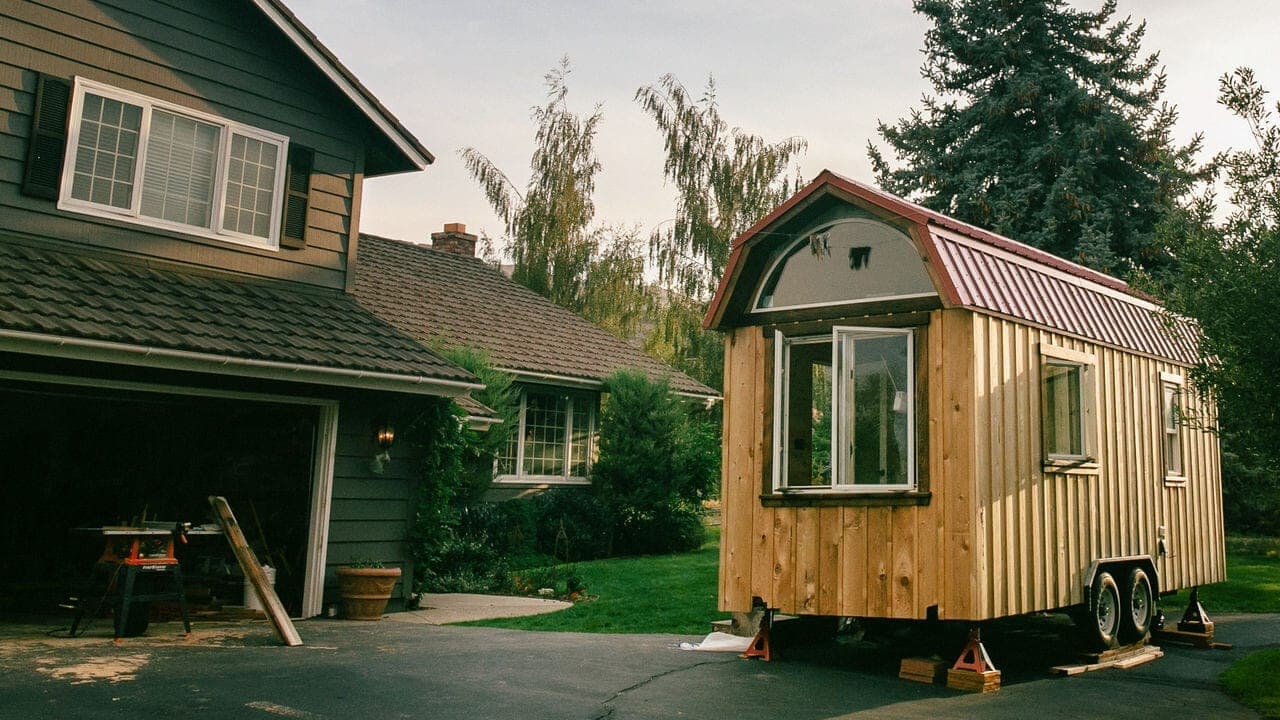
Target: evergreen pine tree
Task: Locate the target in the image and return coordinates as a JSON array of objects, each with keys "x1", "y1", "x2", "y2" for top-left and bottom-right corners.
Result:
[{"x1": 868, "y1": 0, "x2": 1200, "y2": 277}]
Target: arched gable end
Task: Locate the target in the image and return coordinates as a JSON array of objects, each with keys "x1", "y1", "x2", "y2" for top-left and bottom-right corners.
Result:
[{"x1": 753, "y1": 217, "x2": 937, "y2": 314}]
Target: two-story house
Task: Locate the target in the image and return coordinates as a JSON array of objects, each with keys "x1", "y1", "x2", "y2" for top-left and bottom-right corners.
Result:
[{"x1": 0, "y1": 0, "x2": 476, "y2": 617}]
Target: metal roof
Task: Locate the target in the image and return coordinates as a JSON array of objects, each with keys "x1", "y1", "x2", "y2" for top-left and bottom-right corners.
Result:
[{"x1": 706, "y1": 170, "x2": 1198, "y2": 365}]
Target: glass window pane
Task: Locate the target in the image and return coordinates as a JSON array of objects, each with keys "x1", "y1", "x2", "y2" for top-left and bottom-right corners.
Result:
[
  {"x1": 784, "y1": 340, "x2": 832, "y2": 487},
  {"x1": 1043, "y1": 363, "x2": 1083, "y2": 456},
  {"x1": 569, "y1": 396, "x2": 591, "y2": 478},
  {"x1": 140, "y1": 109, "x2": 220, "y2": 228},
  {"x1": 222, "y1": 133, "x2": 279, "y2": 239},
  {"x1": 522, "y1": 391, "x2": 567, "y2": 477},
  {"x1": 838, "y1": 332, "x2": 911, "y2": 486},
  {"x1": 70, "y1": 92, "x2": 142, "y2": 210},
  {"x1": 1163, "y1": 385, "x2": 1182, "y2": 475}
]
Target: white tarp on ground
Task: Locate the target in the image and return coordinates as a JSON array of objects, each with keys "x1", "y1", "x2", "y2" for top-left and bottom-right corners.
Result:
[{"x1": 678, "y1": 632, "x2": 754, "y2": 652}]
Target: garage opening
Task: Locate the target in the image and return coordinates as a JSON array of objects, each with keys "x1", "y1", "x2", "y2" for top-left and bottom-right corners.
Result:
[{"x1": 0, "y1": 378, "x2": 319, "y2": 619}]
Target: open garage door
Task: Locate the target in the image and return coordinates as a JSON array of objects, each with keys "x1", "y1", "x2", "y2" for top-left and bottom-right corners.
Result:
[{"x1": 0, "y1": 378, "x2": 323, "y2": 618}]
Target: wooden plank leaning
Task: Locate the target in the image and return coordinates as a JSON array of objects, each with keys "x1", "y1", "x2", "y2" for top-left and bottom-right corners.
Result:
[{"x1": 208, "y1": 495, "x2": 303, "y2": 647}]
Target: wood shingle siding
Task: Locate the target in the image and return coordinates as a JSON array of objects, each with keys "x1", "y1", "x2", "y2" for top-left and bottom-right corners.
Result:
[{"x1": 0, "y1": 0, "x2": 372, "y2": 290}]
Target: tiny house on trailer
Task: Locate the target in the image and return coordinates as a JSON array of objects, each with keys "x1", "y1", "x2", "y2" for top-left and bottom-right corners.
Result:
[{"x1": 707, "y1": 171, "x2": 1225, "y2": 650}]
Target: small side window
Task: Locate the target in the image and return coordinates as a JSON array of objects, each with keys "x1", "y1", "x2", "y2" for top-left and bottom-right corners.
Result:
[
  {"x1": 1040, "y1": 344, "x2": 1098, "y2": 470},
  {"x1": 1161, "y1": 372, "x2": 1185, "y2": 484}
]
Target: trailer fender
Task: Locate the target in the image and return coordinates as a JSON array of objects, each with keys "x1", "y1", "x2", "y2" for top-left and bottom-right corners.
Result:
[{"x1": 1081, "y1": 555, "x2": 1159, "y2": 612}]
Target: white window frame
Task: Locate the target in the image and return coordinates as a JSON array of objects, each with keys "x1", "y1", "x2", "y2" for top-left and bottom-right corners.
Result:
[
  {"x1": 494, "y1": 387, "x2": 596, "y2": 485},
  {"x1": 1160, "y1": 371, "x2": 1186, "y2": 484},
  {"x1": 1040, "y1": 343, "x2": 1099, "y2": 471},
  {"x1": 773, "y1": 326, "x2": 917, "y2": 494},
  {"x1": 57, "y1": 77, "x2": 289, "y2": 251}
]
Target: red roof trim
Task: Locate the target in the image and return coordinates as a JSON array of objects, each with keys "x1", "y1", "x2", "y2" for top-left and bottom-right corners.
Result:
[{"x1": 705, "y1": 169, "x2": 1153, "y2": 330}]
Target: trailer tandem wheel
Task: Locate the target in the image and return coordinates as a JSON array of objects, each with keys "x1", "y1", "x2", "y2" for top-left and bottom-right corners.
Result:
[
  {"x1": 1086, "y1": 572, "x2": 1122, "y2": 650},
  {"x1": 1120, "y1": 567, "x2": 1154, "y2": 644}
]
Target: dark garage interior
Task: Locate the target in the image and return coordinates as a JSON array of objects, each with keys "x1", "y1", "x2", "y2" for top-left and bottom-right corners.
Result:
[{"x1": 0, "y1": 379, "x2": 318, "y2": 619}]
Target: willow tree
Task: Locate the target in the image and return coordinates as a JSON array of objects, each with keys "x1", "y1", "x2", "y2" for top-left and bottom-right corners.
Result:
[
  {"x1": 869, "y1": 0, "x2": 1200, "y2": 278},
  {"x1": 461, "y1": 59, "x2": 645, "y2": 338},
  {"x1": 636, "y1": 75, "x2": 806, "y2": 386},
  {"x1": 1158, "y1": 68, "x2": 1280, "y2": 533}
]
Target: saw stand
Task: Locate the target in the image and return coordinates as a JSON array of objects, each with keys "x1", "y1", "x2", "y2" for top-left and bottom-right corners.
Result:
[{"x1": 70, "y1": 524, "x2": 192, "y2": 641}]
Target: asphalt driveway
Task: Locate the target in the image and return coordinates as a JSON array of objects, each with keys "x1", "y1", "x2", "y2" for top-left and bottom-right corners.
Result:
[{"x1": 0, "y1": 613, "x2": 1275, "y2": 719}]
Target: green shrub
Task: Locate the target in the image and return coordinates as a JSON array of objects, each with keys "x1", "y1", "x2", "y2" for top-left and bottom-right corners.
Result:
[
  {"x1": 591, "y1": 370, "x2": 719, "y2": 556},
  {"x1": 529, "y1": 489, "x2": 612, "y2": 562}
]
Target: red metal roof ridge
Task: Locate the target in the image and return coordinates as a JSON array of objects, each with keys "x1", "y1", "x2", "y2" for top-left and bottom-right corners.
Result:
[
  {"x1": 817, "y1": 170, "x2": 1133, "y2": 294},
  {"x1": 706, "y1": 169, "x2": 1157, "y2": 329}
]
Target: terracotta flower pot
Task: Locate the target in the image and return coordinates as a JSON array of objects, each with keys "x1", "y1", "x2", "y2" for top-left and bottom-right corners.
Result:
[{"x1": 335, "y1": 566, "x2": 401, "y2": 620}]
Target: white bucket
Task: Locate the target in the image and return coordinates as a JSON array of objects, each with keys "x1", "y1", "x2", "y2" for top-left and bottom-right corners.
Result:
[{"x1": 243, "y1": 566, "x2": 276, "y2": 611}]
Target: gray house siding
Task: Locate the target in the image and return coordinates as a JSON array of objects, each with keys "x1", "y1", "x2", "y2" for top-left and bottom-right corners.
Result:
[
  {"x1": 325, "y1": 396, "x2": 427, "y2": 608},
  {"x1": 0, "y1": 0, "x2": 369, "y2": 290}
]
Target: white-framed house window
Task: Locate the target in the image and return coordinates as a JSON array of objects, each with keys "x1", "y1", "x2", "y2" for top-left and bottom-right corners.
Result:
[
  {"x1": 495, "y1": 388, "x2": 596, "y2": 484},
  {"x1": 1040, "y1": 344, "x2": 1099, "y2": 471},
  {"x1": 773, "y1": 326, "x2": 916, "y2": 493},
  {"x1": 57, "y1": 77, "x2": 288, "y2": 250},
  {"x1": 1160, "y1": 371, "x2": 1185, "y2": 484}
]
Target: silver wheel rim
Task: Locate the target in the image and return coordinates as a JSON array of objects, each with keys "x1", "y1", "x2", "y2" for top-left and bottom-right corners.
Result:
[
  {"x1": 1131, "y1": 580, "x2": 1149, "y2": 627},
  {"x1": 1097, "y1": 587, "x2": 1118, "y2": 635}
]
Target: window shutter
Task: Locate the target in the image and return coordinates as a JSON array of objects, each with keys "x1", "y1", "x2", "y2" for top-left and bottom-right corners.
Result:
[
  {"x1": 279, "y1": 144, "x2": 313, "y2": 249},
  {"x1": 21, "y1": 73, "x2": 72, "y2": 200}
]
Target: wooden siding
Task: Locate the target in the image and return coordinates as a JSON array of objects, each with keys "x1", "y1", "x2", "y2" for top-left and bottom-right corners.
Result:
[
  {"x1": 325, "y1": 399, "x2": 421, "y2": 605},
  {"x1": 719, "y1": 307, "x2": 1224, "y2": 621},
  {"x1": 719, "y1": 308, "x2": 977, "y2": 620},
  {"x1": 969, "y1": 314, "x2": 1225, "y2": 618},
  {"x1": 0, "y1": 0, "x2": 370, "y2": 290}
]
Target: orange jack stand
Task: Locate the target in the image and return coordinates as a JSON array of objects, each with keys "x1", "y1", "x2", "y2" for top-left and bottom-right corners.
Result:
[
  {"x1": 740, "y1": 609, "x2": 773, "y2": 661},
  {"x1": 946, "y1": 627, "x2": 1001, "y2": 693}
]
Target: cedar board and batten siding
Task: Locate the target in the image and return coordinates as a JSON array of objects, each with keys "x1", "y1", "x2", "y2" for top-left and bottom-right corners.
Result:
[
  {"x1": 0, "y1": 0, "x2": 365, "y2": 290},
  {"x1": 720, "y1": 308, "x2": 978, "y2": 621},
  {"x1": 720, "y1": 307, "x2": 1224, "y2": 622}
]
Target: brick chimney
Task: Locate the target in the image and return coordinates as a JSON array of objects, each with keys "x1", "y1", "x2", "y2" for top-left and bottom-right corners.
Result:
[{"x1": 430, "y1": 222, "x2": 477, "y2": 257}]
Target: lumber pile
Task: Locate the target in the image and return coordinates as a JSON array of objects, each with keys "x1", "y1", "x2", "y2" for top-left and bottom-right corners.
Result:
[
  {"x1": 1052, "y1": 644, "x2": 1163, "y2": 676},
  {"x1": 946, "y1": 668, "x2": 1001, "y2": 693},
  {"x1": 899, "y1": 657, "x2": 949, "y2": 684}
]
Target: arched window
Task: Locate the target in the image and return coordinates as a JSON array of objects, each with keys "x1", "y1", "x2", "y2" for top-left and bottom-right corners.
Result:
[{"x1": 754, "y1": 218, "x2": 935, "y2": 312}]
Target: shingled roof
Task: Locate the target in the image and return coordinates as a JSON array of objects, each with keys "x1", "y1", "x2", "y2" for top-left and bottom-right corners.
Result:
[
  {"x1": 351, "y1": 234, "x2": 719, "y2": 399},
  {"x1": 0, "y1": 237, "x2": 478, "y2": 394},
  {"x1": 706, "y1": 170, "x2": 1198, "y2": 366}
]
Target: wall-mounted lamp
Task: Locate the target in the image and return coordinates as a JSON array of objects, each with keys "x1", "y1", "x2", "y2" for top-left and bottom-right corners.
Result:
[
  {"x1": 370, "y1": 422, "x2": 396, "y2": 475},
  {"x1": 375, "y1": 423, "x2": 396, "y2": 451}
]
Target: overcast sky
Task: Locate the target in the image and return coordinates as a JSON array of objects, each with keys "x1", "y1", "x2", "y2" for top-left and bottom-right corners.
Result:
[{"x1": 288, "y1": 0, "x2": 1278, "y2": 251}]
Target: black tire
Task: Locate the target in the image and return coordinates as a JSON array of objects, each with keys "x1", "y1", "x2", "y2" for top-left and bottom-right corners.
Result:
[
  {"x1": 1119, "y1": 567, "x2": 1154, "y2": 644},
  {"x1": 1084, "y1": 571, "x2": 1121, "y2": 650}
]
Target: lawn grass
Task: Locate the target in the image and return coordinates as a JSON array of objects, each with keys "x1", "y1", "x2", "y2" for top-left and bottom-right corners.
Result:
[
  {"x1": 458, "y1": 527, "x2": 727, "y2": 634},
  {"x1": 1223, "y1": 648, "x2": 1280, "y2": 719},
  {"x1": 1163, "y1": 536, "x2": 1280, "y2": 614}
]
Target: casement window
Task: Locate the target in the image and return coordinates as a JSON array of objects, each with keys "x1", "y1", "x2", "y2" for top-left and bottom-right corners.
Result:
[
  {"x1": 1040, "y1": 344, "x2": 1099, "y2": 469},
  {"x1": 773, "y1": 327, "x2": 915, "y2": 492},
  {"x1": 23, "y1": 75, "x2": 312, "y2": 251},
  {"x1": 1161, "y1": 372, "x2": 1185, "y2": 483},
  {"x1": 495, "y1": 388, "x2": 596, "y2": 484}
]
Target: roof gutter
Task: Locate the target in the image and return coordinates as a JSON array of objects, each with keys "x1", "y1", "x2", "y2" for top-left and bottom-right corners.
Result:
[
  {"x1": 502, "y1": 367, "x2": 721, "y2": 403},
  {"x1": 0, "y1": 329, "x2": 482, "y2": 397}
]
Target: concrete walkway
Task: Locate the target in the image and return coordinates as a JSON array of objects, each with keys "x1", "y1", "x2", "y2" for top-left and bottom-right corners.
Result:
[{"x1": 386, "y1": 593, "x2": 572, "y2": 625}]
